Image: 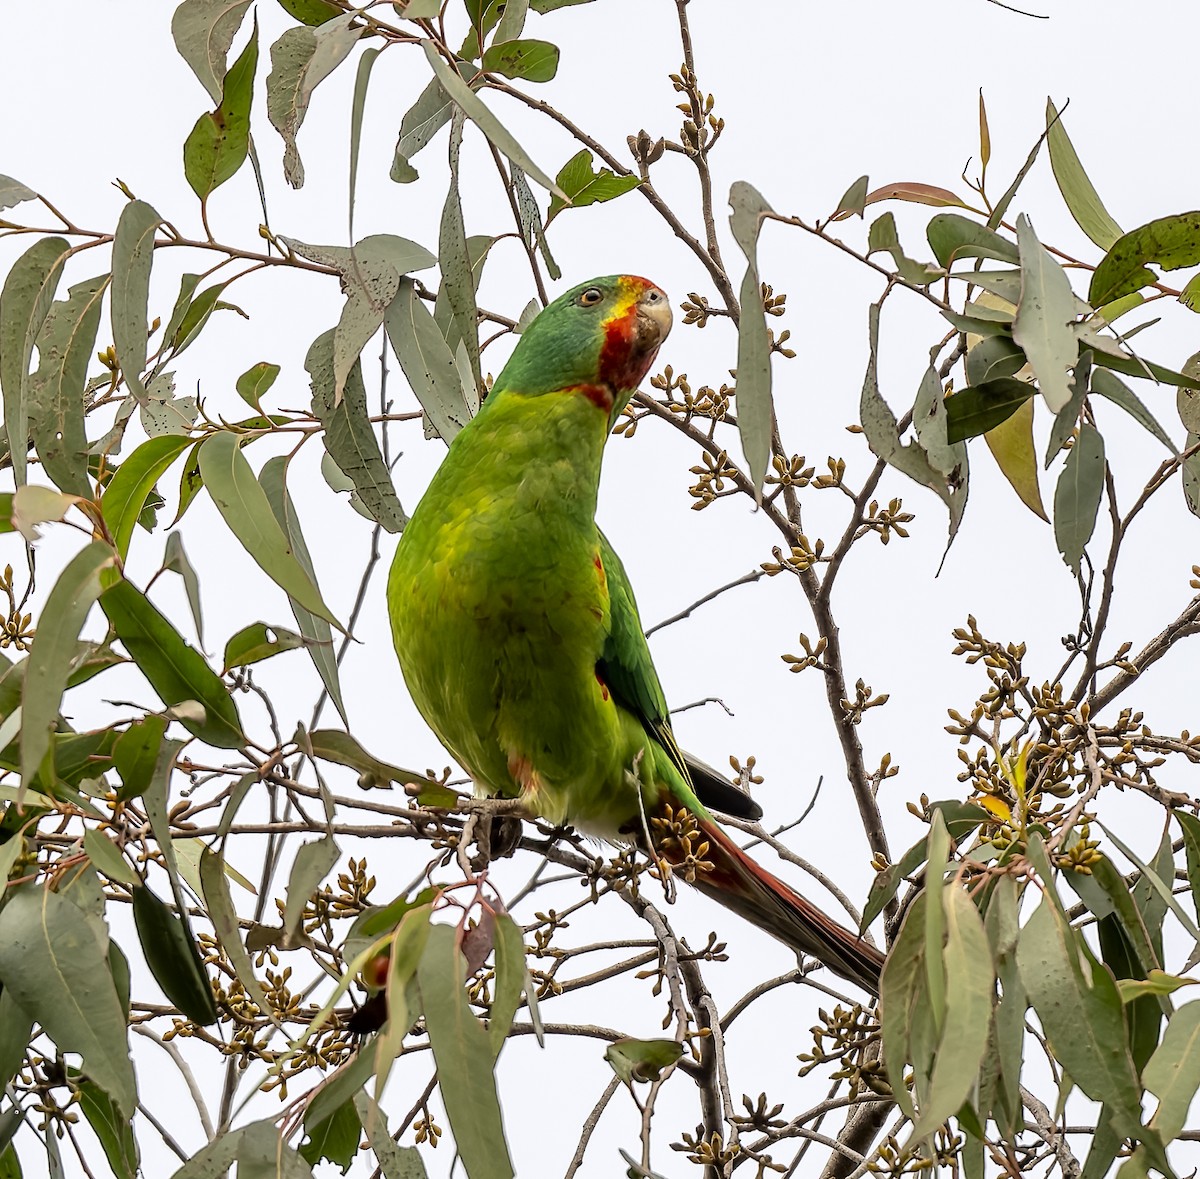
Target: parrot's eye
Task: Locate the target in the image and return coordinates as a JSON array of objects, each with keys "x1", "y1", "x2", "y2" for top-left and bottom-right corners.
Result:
[
  {"x1": 578, "y1": 287, "x2": 603, "y2": 306},
  {"x1": 644, "y1": 288, "x2": 662, "y2": 303}
]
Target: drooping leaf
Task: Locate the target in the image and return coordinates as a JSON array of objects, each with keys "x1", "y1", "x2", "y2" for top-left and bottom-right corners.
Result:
[
  {"x1": 1144, "y1": 1000, "x2": 1200, "y2": 1143},
  {"x1": 880, "y1": 890, "x2": 926, "y2": 1120},
  {"x1": 421, "y1": 39, "x2": 564, "y2": 197},
  {"x1": 912, "y1": 363, "x2": 966, "y2": 483},
  {"x1": 183, "y1": 18, "x2": 258, "y2": 200},
  {"x1": 260, "y1": 457, "x2": 349, "y2": 726},
  {"x1": 390, "y1": 74, "x2": 456, "y2": 183},
  {"x1": 75, "y1": 1072, "x2": 140, "y2": 1179},
  {"x1": 266, "y1": 14, "x2": 363, "y2": 187},
  {"x1": 488, "y1": 912, "x2": 526, "y2": 1059},
  {"x1": 132, "y1": 883, "x2": 219, "y2": 1024},
  {"x1": 728, "y1": 180, "x2": 774, "y2": 499},
  {"x1": 965, "y1": 334, "x2": 1028, "y2": 387},
  {"x1": 0, "y1": 886, "x2": 136, "y2": 1116},
  {"x1": 10, "y1": 484, "x2": 81, "y2": 543},
  {"x1": 282, "y1": 835, "x2": 340, "y2": 941},
  {"x1": 438, "y1": 112, "x2": 483, "y2": 398},
  {"x1": 859, "y1": 304, "x2": 964, "y2": 538},
  {"x1": 100, "y1": 578, "x2": 244, "y2": 748},
  {"x1": 20, "y1": 542, "x2": 117, "y2": 793},
  {"x1": 545, "y1": 148, "x2": 639, "y2": 222},
  {"x1": 1089, "y1": 212, "x2": 1200, "y2": 307},
  {"x1": 28, "y1": 274, "x2": 110, "y2": 496},
  {"x1": 1046, "y1": 99, "x2": 1122, "y2": 251},
  {"x1": 1053, "y1": 421, "x2": 1105, "y2": 575},
  {"x1": 171, "y1": 0, "x2": 253, "y2": 103},
  {"x1": 235, "y1": 361, "x2": 280, "y2": 413},
  {"x1": 1012, "y1": 214, "x2": 1079, "y2": 413},
  {"x1": 417, "y1": 924, "x2": 514, "y2": 1179},
  {"x1": 0, "y1": 236, "x2": 71, "y2": 485},
  {"x1": 113, "y1": 714, "x2": 169, "y2": 802},
  {"x1": 348, "y1": 45, "x2": 380, "y2": 239},
  {"x1": 163, "y1": 532, "x2": 206, "y2": 647},
  {"x1": 82, "y1": 829, "x2": 138, "y2": 887},
  {"x1": 353, "y1": 1093, "x2": 429, "y2": 1178},
  {"x1": 110, "y1": 201, "x2": 162, "y2": 402},
  {"x1": 984, "y1": 397, "x2": 1046, "y2": 520},
  {"x1": 198, "y1": 431, "x2": 344, "y2": 630}
]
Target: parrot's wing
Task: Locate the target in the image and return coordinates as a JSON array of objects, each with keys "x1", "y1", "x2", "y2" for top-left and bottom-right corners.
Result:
[{"x1": 596, "y1": 532, "x2": 762, "y2": 821}]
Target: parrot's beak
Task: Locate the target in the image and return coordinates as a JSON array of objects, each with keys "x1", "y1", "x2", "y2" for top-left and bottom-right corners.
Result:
[{"x1": 635, "y1": 284, "x2": 672, "y2": 351}]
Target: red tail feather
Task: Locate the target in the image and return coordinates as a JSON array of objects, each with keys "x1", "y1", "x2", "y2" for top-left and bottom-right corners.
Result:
[{"x1": 679, "y1": 816, "x2": 884, "y2": 996}]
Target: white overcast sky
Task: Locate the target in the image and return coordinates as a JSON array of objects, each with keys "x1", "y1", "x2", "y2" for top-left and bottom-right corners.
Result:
[{"x1": 3, "y1": 0, "x2": 1200, "y2": 1175}]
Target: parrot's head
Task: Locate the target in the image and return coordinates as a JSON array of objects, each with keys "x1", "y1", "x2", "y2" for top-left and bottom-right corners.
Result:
[{"x1": 493, "y1": 275, "x2": 672, "y2": 411}]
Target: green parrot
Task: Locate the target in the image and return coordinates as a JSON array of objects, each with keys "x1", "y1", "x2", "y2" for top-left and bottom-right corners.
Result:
[{"x1": 388, "y1": 274, "x2": 884, "y2": 994}]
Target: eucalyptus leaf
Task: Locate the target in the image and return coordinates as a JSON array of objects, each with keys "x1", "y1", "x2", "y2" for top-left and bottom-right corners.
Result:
[
  {"x1": 171, "y1": 0, "x2": 253, "y2": 103},
  {"x1": 110, "y1": 201, "x2": 161, "y2": 402},
  {"x1": 1053, "y1": 421, "x2": 1105, "y2": 575}
]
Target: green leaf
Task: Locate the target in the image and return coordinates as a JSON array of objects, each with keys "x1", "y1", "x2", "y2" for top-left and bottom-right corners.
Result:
[
  {"x1": 1053, "y1": 421, "x2": 1105, "y2": 575},
  {"x1": 0, "y1": 236, "x2": 71, "y2": 485},
  {"x1": 222, "y1": 621, "x2": 306, "y2": 672},
  {"x1": 82, "y1": 829, "x2": 138, "y2": 887},
  {"x1": 163, "y1": 532, "x2": 205, "y2": 647},
  {"x1": 867, "y1": 212, "x2": 943, "y2": 286},
  {"x1": 29, "y1": 274, "x2": 110, "y2": 496},
  {"x1": 529, "y1": 0, "x2": 594, "y2": 9},
  {"x1": 1176, "y1": 812, "x2": 1200, "y2": 926},
  {"x1": 984, "y1": 396, "x2": 1047, "y2": 520},
  {"x1": 306, "y1": 331, "x2": 408, "y2": 532},
  {"x1": 110, "y1": 201, "x2": 161, "y2": 401},
  {"x1": 304, "y1": 1045, "x2": 377, "y2": 1131},
  {"x1": 353, "y1": 1093, "x2": 429, "y2": 1178},
  {"x1": 1090, "y1": 211, "x2": 1200, "y2": 307},
  {"x1": 1090, "y1": 367, "x2": 1175, "y2": 451},
  {"x1": 421, "y1": 39, "x2": 563, "y2": 197},
  {"x1": 283, "y1": 835, "x2": 340, "y2": 941},
  {"x1": 348, "y1": 46, "x2": 380, "y2": 239},
  {"x1": 1046, "y1": 99, "x2": 1122, "y2": 251},
  {"x1": 20, "y1": 542, "x2": 117, "y2": 793},
  {"x1": 198, "y1": 431, "x2": 344, "y2": 631},
  {"x1": 10, "y1": 484, "x2": 79, "y2": 543},
  {"x1": 495, "y1": 0, "x2": 529, "y2": 41},
  {"x1": 438, "y1": 113, "x2": 483, "y2": 399},
  {"x1": 171, "y1": 0, "x2": 253, "y2": 103},
  {"x1": 307, "y1": 728, "x2": 426, "y2": 788},
  {"x1": 1045, "y1": 349, "x2": 1091, "y2": 467},
  {"x1": 199, "y1": 847, "x2": 275, "y2": 1024},
  {"x1": 728, "y1": 180, "x2": 775, "y2": 499},
  {"x1": 545, "y1": 148, "x2": 639, "y2": 221},
  {"x1": 1012, "y1": 214, "x2": 1079, "y2": 413},
  {"x1": 604, "y1": 1038, "x2": 683, "y2": 1087},
  {"x1": 880, "y1": 890, "x2": 926, "y2": 1120},
  {"x1": 278, "y1": 0, "x2": 343, "y2": 25},
  {"x1": 488, "y1": 912, "x2": 526, "y2": 1059},
  {"x1": 76, "y1": 1073, "x2": 139, "y2": 1179},
  {"x1": 858, "y1": 304, "x2": 964, "y2": 538},
  {"x1": 926, "y1": 213, "x2": 1019, "y2": 268},
  {"x1": 384, "y1": 277, "x2": 472, "y2": 443},
  {"x1": 830, "y1": 174, "x2": 869, "y2": 220},
  {"x1": 418, "y1": 924, "x2": 514, "y2": 1179},
  {"x1": 184, "y1": 18, "x2": 257, "y2": 200},
  {"x1": 912, "y1": 363, "x2": 966, "y2": 482},
  {"x1": 912, "y1": 886, "x2": 993, "y2": 1137},
  {"x1": 390, "y1": 74, "x2": 455, "y2": 183},
  {"x1": 234, "y1": 1119, "x2": 315, "y2": 1177},
  {"x1": 266, "y1": 14, "x2": 363, "y2": 187},
  {"x1": 0, "y1": 886, "x2": 136, "y2": 1116},
  {"x1": 0, "y1": 984, "x2": 33, "y2": 1094},
  {"x1": 0, "y1": 174, "x2": 36, "y2": 211},
  {"x1": 100, "y1": 578, "x2": 244, "y2": 749},
  {"x1": 300, "y1": 1097, "x2": 360, "y2": 1173},
  {"x1": 132, "y1": 883, "x2": 219, "y2": 1025},
  {"x1": 481, "y1": 37, "x2": 558, "y2": 81},
  {"x1": 258, "y1": 458, "x2": 348, "y2": 724},
  {"x1": 1017, "y1": 895, "x2": 1161, "y2": 1159},
  {"x1": 1145, "y1": 1000, "x2": 1200, "y2": 1143},
  {"x1": 113, "y1": 714, "x2": 169, "y2": 801},
  {"x1": 235, "y1": 361, "x2": 280, "y2": 414}
]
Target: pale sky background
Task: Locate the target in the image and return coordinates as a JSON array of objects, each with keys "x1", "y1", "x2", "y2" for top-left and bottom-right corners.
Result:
[{"x1": 3, "y1": 0, "x2": 1200, "y2": 1175}]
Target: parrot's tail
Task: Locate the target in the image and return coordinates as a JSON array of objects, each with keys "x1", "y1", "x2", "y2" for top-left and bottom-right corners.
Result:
[{"x1": 667, "y1": 814, "x2": 885, "y2": 996}]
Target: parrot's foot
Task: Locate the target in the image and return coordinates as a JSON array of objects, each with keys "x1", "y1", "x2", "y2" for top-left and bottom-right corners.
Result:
[{"x1": 461, "y1": 796, "x2": 531, "y2": 872}]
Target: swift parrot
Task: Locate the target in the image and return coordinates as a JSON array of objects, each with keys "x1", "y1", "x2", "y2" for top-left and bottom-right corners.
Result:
[{"x1": 387, "y1": 275, "x2": 884, "y2": 994}]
